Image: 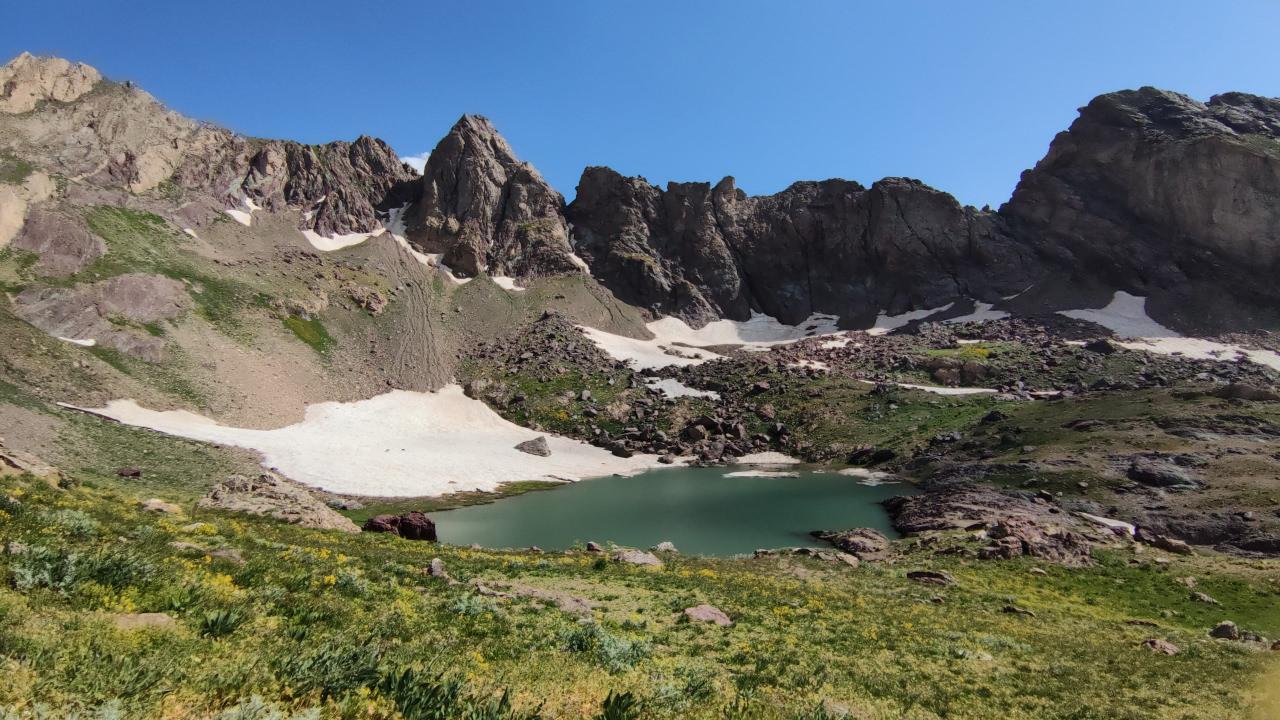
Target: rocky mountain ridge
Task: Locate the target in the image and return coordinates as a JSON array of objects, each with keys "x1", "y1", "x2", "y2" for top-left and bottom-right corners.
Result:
[{"x1": 5, "y1": 53, "x2": 1280, "y2": 335}]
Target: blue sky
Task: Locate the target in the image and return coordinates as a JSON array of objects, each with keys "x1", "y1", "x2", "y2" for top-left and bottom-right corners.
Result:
[{"x1": 4, "y1": 1, "x2": 1279, "y2": 207}]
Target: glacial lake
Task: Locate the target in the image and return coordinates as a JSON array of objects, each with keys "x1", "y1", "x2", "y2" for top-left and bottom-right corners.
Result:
[{"x1": 433, "y1": 466, "x2": 912, "y2": 556}]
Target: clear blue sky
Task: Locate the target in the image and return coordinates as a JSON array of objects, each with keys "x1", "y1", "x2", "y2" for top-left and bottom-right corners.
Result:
[{"x1": 5, "y1": 1, "x2": 1279, "y2": 208}]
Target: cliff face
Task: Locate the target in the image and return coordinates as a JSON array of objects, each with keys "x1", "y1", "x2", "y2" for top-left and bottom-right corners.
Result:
[
  {"x1": 1000, "y1": 88, "x2": 1280, "y2": 329},
  {"x1": 567, "y1": 169, "x2": 1035, "y2": 326},
  {"x1": 403, "y1": 115, "x2": 581, "y2": 278}
]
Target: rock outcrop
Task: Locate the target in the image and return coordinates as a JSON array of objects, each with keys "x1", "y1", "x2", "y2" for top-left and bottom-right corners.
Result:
[
  {"x1": 12, "y1": 273, "x2": 190, "y2": 361},
  {"x1": 0, "y1": 52, "x2": 101, "y2": 113},
  {"x1": 567, "y1": 169, "x2": 1036, "y2": 327},
  {"x1": 1000, "y1": 87, "x2": 1280, "y2": 332},
  {"x1": 198, "y1": 473, "x2": 360, "y2": 533},
  {"x1": 404, "y1": 115, "x2": 582, "y2": 278},
  {"x1": 237, "y1": 136, "x2": 417, "y2": 237}
]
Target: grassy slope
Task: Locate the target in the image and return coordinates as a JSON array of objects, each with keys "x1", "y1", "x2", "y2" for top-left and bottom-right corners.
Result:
[{"x1": 1, "y1": 446, "x2": 1278, "y2": 719}]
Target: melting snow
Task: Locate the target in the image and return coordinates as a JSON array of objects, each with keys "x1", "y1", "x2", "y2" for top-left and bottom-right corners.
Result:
[
  {"x1": 62, "y1": 385, "x2": 674, "y2": 497},
  {"x1": 836, "y1": 468, "x2": 898, "y2": 486},
  {"x1": 867, "y1": 303, "x2": 954, "y2": 335},
  {"x1": 945, "y1": 302, "x2": 1008, "y2": 324},
  {"x1": 580, "y1": 312, "x2": 842, "y2": 370},
  {"x1": 57, "y1": 336, "x2": 96, "y2": 347},
  {"x1": 1116, "y1": 337, "x2": 1280, "y2": 372},
  {"x1": 301, "y1": 228, "x2": 383, "y2": 252},
  {"x1": 734, "y1": 452, "x2": 801, "y2": 465},
  {"x1": 1057, "y1": 291, "x2": 1178, "y2": 338},
  {"x1": 724, "y1": 470, "x2": 800, "y2": 478},
  {"x1": 856, "y1": 379, "x2": 997, "y2": 396},
  {"x1": 491, "y1": 276, "x2": 525, "y2": 291},
  {"x1": 644, "y1": 378, "x2": 720, "y2": 400},
  {"x1": 224, "y1": 196, "x2": 259, "y2": 227}
]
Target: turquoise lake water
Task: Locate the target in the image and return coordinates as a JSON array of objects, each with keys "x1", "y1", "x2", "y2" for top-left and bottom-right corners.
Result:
[{"x1": 433, "y1": 466, "x2": 911, "y2": 556}]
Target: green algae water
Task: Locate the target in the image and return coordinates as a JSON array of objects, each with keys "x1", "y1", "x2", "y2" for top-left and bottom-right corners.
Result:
[{"x1": 434, "y1": 466, "x2": 912, "y2": 556}]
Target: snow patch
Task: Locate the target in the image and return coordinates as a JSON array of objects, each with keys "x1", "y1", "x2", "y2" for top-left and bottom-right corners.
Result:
[
  {"x1": 867, "y1": 303, "x2": 954, "y2": 336},
  {"x1": 580, "y1": 312, "x2": 843, "y2": 370},
  {"x1": 224, "y1": 196, "x2": 259, "y2": 227},
  {"x1": 63, "y1": 386, "x2": 673, "y2": 497},
  {"x1": 301, "y1": 228, "x2": 383, "y2": 252},
  {"x1": 1116, "y1": 337, "x2": 1280, "y2": 372},
  {"x1": 644, "y1": 377, "x2": 720, "y2": 400},
  {"x1": 182, "y1": 228, "x2": 198, "y2": 240},
  {"x1": 945, "y1": 302, "x2": 1008, "y2": 324},
  {"x1": 57, "y1": 336, "x2": 96, "y2": 347},
  {"x1": 1057, "y1": 292, "x2": 1178, "y2": 338},
  {"x1": 567, "y1": 252, "x2": 591, "y2": 272},
  {"x1": 727, "y1": 466, "x2": 793, "y2": 476},
  {"x1": 836, "y1": 468, "x2": 898, "y2": 486},
  {"x1": 734, "y1": 452, "x2": 801, "y2": 465},
  {"x1": 491, "y1": 276, "x2": 525, "y2": 292}
]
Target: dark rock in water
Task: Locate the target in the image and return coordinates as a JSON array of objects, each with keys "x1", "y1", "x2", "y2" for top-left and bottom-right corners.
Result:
[
  {"x1": 403, "y1": 115, "x2": 582, "y2": 278},
  {"x1": 810, "y1": 527, "x2": 891, "y2": 558},
  {"x1": 1127, "y1": 458, "x2": 1202, "y2": 489},
  {"x1": 514, "y1": 436, "x2": 551, "y2": 457}
]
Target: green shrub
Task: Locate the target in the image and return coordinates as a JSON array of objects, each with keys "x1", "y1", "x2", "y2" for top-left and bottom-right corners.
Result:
[
  {"x1": 565, "y1": 624, "x2": 651, "y2": 674},
  {"x1": 10, "y1": 545, "x2": 82, "y2": 593},
  {"x1": 595, "y1": 691, "x2": 641, "y2": 720},
  {"x1": 199, "y1": 608, "x2": 246, "y2": 638}
]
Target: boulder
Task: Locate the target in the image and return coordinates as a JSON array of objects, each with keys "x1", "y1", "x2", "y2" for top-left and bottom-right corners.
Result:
[
  {"x1": 1141, "y1": 638, "x2": 1180, "y2": 656},
  {"x1": 906, "y1": 570, "x2": 955, "y2": 586},
  {"x1": 198, "y1": 473, "x2": 359, "y2": 533},
  {"x1": 360, "y1": 511, "x2": 436, "y2": 541},
  {"x1": 1127, "y1": 458, "x2": 1202, "y2": 490},
  {"x1": 140, "y1": 498, "x2": 182, "y2": 514},
  {"x1": 612, "y1": 549, "x2": 662, "y2": 567},
  {"x1": 514, "y1": 436, "x2": 551, "y2": 457},
  {"x1": 651, "y1": 541, "x2": 679, "y2": 553},
  {"x1": 1210, "y1": 621, "x2": 1240, "y2": 640},
  {"x1": 809, "y1": 527, "x2": 891, "y2": 558},
  {"x1": 1213, "y1": 383, "x2": 1280, "y2": 402},
  {"x1": 683, "y1": 604, "x2": 733, "y2": 627}
]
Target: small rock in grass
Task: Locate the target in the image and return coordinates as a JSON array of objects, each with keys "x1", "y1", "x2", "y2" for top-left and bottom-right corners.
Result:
[
  {"x1": 683, "y1": 604, "x2": 732, "y2": 627},
  {"x1": 651, "y1": 541, "x2": 678, "y2": 553},
  {"x1": 209, "y1": 548, "x2": 243, "y2": 564},
  {"x1": 116, "y1": 467, "x2": 142, "y2": 478},
  {"x1": 140, "y1": 498, "x2": 182, "y2": 514},
  {"x1": 585, "y1": 541, "x2": 603, "y2": 553},
  {"x1": 1210, "y1": 621, "x2": 1240, "y2": 640},
  {"x1": 429, "y1": 558, "x2": 449, "y2": 578},
  {"x1": 1002, "y1": 604, "x2": 1036, "y2": 618},
  {"x1": 1141, "y1": 638, "x2": 1180, "y2": 655},
  {"x1": 907, "y1": 570, "x2": 955, "y2": 586},
  {"x1": 612, "y1": 549, "x2": 662, "y2": 567},
  {"x1": 1028, "y1": 567, "x2": 1047, "y2": 576},
  {"x1": 113, "y1": 612, "x2": 175, "y2": 631},
  {"x1": 1190, "y1": 591, "x2": 1220, "y2": 605}
]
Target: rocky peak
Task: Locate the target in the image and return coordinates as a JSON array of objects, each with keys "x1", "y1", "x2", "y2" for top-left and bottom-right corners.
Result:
[
  {"x1": 405, "y1": 114, "x2": 581, "y2": 278},
  {"x1": 240, "y1": 135, "x2": 417, "y2": 237},
  {"x1": 1001, "y1": 87, "x2": 1280, "y2": 332},
  {"x1": 0, "y1": 52, "x2": 102, "y2": 114}
]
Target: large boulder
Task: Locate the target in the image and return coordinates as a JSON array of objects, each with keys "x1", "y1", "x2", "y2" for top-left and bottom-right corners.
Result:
[
  {"x1": 810, "y1": 527, "x2": 891, "y2": 558},
  {"x1": 360, "y1": 511, "x2": 437, "y2": 541},
  {"x1": 198, "y1": 473, "x2": 360, "y2": 533}
]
